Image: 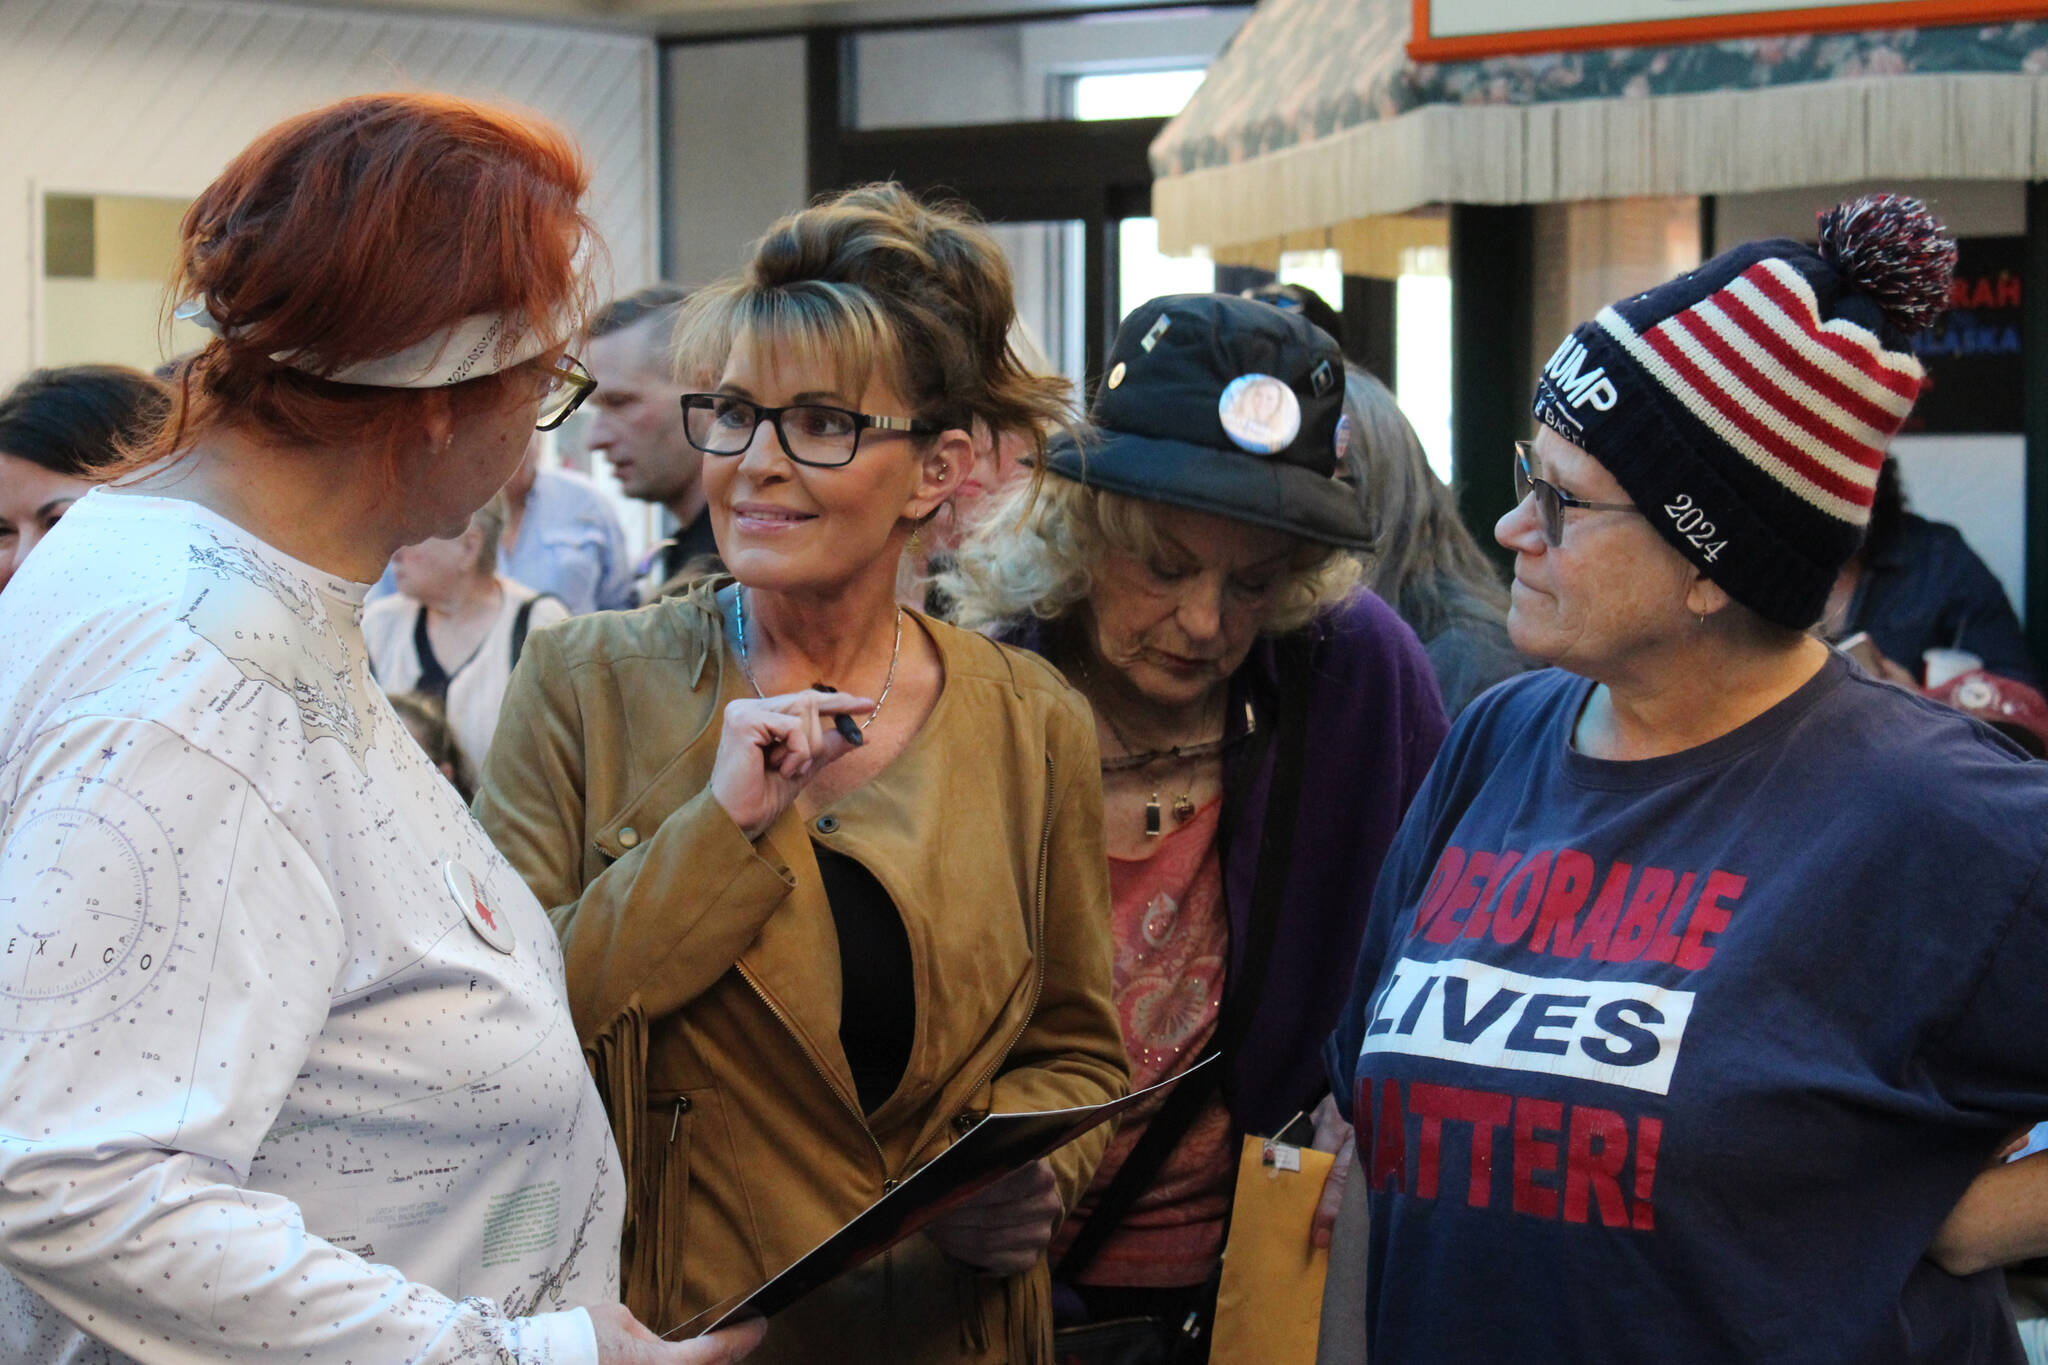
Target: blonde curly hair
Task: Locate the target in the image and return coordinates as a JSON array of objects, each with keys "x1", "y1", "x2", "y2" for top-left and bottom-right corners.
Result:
[{"x1": 940, "y1": 472, "x2": 1360, "y2": 636}]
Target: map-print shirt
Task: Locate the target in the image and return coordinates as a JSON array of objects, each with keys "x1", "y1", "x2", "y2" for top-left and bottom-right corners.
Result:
[
  {"x1": 1325, "y1": 656, "x2": 2048, "y2": 1364},
  {"x1": 0, "y1": 491, "x2": 622, "y2": 1365}
]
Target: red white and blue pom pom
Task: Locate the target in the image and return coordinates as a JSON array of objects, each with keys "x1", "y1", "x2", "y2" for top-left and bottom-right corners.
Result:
[{"x1": 1816, "y1": 193, "x2": 1958, "y2": 335}]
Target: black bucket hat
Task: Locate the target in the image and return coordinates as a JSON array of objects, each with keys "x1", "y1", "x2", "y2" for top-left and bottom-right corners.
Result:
[{"x1": 1045, "y1": 293, "x2": 1372, "y2": 550}]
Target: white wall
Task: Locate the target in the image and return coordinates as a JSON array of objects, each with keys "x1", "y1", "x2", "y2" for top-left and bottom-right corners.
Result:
[
  {"x1": 1719, "y1": 179, "x2": 2028, "y2": 619},
  {"x1": 2, "y1": 0, "x2": 659, "y2": 383}
]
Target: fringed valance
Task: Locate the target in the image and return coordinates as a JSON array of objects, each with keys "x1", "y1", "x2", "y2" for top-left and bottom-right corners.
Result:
[{"x1": 1153, "y1": 0, "x2": 2048, "y2": 256}]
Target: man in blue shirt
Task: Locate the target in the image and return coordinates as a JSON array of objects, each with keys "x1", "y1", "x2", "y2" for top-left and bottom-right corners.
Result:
[{"x1": 497, "y1": 437, "x2": 637, "y2": 614}]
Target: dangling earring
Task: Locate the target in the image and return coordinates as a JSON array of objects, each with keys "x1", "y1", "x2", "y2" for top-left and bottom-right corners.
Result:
[
  {"x1": 908, "y1": 524, "x2": 926, "y2": 557},
  {"x1": 1697, "y1": 613, "x2": 1707, "y2": 628}
]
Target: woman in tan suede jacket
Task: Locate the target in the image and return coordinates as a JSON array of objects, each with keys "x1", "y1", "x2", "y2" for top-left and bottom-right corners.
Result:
[{"x1": 475, "y1": 185, "x2": 1129, "y2": 1365}]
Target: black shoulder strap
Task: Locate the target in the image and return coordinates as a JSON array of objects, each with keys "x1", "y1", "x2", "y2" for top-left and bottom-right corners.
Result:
[
  {"x1": 412, "y1": 606, "x2": 451, "y2": 700},
  {"x1": 1055, "y1": 631, "x2": 1318, "y2": 1282},
  {"x1": 510, "y1": 595, "x2": 554, "y2": 668}
]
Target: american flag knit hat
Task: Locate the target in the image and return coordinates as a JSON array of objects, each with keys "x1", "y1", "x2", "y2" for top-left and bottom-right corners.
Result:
[{"x1": 1531, "y1": 194, "x2": 1957, "y2": 630}]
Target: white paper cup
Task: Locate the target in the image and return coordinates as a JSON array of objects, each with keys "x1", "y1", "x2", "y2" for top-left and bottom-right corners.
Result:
[{"x1": 1923, "y1": 647, "x2": 1983, "y2": 689}]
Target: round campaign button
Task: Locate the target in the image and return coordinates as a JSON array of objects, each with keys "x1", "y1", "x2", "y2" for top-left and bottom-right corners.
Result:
[
  {"x1": 1334, "y1": 412, "x2": 1354, "y2": 464},
  {"x1": 1218, "y1": 374, "x2": 1301, "y2": 455},
  {"x1": 1106, "y1": 361, "x2": 1127, "y2": 389},
  {"x1": 444, "y1": 860, "x2": 516, "y2": 955}
]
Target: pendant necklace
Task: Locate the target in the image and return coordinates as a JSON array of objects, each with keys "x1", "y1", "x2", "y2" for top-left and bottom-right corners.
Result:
[
  {"x1": 734, "y1": 586, "x2": 901, "y2": 730},
  {"x1": 1095, "y1": 705, "x2": 1230, "y2": 839}
]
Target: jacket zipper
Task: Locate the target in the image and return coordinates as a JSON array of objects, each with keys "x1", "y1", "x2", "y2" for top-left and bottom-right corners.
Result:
[
  {"x1": 735, "y1": 962, "x2": 892, "y2": 1179},
  {"x1": 956, "y1": 752, "x2": 1057, "y2": 1114}
]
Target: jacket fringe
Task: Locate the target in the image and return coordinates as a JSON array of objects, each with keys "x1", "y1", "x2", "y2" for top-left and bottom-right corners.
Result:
[
  {"x1": 966, "y1": 1263, "x2": 1055, "y2": 1365},
  {"x1": 587, "y1": 997, "x2": 657, "y2": 1312}
]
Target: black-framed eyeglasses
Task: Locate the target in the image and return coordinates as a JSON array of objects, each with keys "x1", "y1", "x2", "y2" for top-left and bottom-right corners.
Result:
[
  {"x1": 1513, "y1": 441, "x2": 1641, "y2": 546},
  {"x1": 536, "y1": 353, "x2": 596, "y2": 432},
  {"x1": 680, "y1": 393, "x2": 943, "y2": 469}
]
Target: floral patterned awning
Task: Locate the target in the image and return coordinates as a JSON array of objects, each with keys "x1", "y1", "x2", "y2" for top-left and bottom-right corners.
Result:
[{"x1": 1151, "y1": 0, "x2": 2048, "y2": 253}]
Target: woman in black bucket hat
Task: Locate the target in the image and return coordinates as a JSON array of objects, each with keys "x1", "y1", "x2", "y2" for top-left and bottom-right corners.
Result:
[{"x1": 944, "y1": 293, "x2": 1450, "y2": 1357}]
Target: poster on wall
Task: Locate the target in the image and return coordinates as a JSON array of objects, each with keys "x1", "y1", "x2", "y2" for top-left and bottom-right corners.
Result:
[
  {"x1": 1904, "y1": 236, "x2": 2020, "y2": 435},
  {"x1": 1410, "y1": 0, "x2": 2048, "y2": 60}
]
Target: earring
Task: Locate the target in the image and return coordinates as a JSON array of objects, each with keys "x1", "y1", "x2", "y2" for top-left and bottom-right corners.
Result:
[
  {"x1": 1697, "y1": 613, "x2": 1707, "y2": 628},
  {"x1": 908, "y1": 525, "x2": 926, "y2": 556}
]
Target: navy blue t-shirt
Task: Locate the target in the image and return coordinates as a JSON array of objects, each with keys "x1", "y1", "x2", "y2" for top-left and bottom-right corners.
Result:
[{"x1": 1326, "y1": 653, "x2": 2048, "y2": 1363}]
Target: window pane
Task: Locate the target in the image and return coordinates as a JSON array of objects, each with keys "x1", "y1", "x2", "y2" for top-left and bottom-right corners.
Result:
[
  {"x1": 1071, "y1": 68, "x2": 1207, "y2": 121},
  {"x1": 1396, "y1": 269, "x2": 1454, "y2": 486},
  {"x1": 1118, "y1": 218, "x2": 1214, "y2": 329},
  {"x1": 986, "y1": 221, "x2": 1086, "y2": 396}
]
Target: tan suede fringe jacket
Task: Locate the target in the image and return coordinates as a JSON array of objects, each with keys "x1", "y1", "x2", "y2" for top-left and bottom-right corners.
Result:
[{"x1": 474, "y1": 580, "x2": 1130, "y2": 1364}]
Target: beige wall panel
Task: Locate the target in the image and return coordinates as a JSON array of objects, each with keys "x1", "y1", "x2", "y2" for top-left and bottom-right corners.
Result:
[{"x1": 3, "y1": 0, "x2": 656, "y2": 381}]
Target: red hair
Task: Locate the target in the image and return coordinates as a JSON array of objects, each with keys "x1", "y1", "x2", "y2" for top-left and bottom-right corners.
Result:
[{"x1": 137, "y1": 92, "x2": 595, "y2": 474}]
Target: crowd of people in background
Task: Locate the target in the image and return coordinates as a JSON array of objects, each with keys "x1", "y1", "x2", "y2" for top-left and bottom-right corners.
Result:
[{"x1": 6, "y1": 89, "x2": 2048, "y2": 1365}]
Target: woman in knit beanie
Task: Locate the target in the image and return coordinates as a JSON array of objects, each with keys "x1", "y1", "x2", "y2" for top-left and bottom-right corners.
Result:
[{"x1": 1321, "y1": 195, "x2": 2048, "y2": 1363}]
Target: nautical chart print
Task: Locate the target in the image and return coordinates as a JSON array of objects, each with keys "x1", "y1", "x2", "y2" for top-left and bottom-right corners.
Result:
[
  {"x1": 0, "y1": 492, "x2": 621, "y2": 1365},
  {"x1": 180, "y1": 532, "x2": 379, "y2": 765}
]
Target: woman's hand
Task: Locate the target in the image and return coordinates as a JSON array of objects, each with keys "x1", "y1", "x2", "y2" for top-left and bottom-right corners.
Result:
[
  {"x1": 924, "y1": 1159, "x2": 1064, "y2": 1276},
  {"x1": 1308, "y1": 1092, "x2": 1357, "y2": 1250},
  {"x1": 710, "y1": 691, "x2": 873, "y2": 841},
  {"x1": 589, "y1": 1303, "x2": 767, "y2": 1364}
]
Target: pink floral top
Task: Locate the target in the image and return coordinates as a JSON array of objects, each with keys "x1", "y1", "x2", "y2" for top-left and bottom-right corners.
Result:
[{"x1": 1052, "y1": 798, "x2": 1236, "y2": 1288}]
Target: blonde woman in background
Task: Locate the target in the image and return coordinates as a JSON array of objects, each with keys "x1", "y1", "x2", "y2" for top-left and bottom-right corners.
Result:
[{"x1": 364, "y1": 491, "x2": 569, "y2": 767}]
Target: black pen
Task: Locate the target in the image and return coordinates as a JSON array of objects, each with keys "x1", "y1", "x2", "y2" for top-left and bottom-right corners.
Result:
[{"x1": 809, "y1": 683, "x2": 866, "y2": 747}]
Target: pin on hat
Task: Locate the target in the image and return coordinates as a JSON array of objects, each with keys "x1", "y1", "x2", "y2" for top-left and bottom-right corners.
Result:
[
  {"x1": 1218, "y1": 374, "x2": 1301, "y2": 454},
  {"x1": 1046, "y1": 293, "x2": 1371, "y2": 549},
  {"x1": 444, "y1": 860, "x2": 516, "y2": 954}
]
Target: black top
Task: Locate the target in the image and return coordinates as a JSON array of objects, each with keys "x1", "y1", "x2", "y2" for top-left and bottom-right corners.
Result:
[
  {"x1": 814, "y1": 842, "x2": 916, "y2": 1116},
  {"x1": 660, "y1": 509, "x2": 722, "y2": 583}
]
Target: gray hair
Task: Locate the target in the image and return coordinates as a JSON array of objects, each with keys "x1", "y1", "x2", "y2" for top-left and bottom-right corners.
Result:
[
  {"x1": 940, "y1": 474, "x2": 1359, "y2": 636},
  {"x1": 1342, "y1": 366, "x2": 1509, "y2": 642}
]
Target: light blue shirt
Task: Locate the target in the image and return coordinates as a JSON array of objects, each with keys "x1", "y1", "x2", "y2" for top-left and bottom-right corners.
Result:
[{"x1": 498, "y1": 468, "x2": 635, "y2": 614}]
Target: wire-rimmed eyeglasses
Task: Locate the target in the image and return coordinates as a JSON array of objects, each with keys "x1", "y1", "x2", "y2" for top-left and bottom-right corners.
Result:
[
  {"x1": 1513, "y1": 440, "x2": 1642, "y2": 546},
  {"x1": 680, "y1": 393, "x2": 943, "y2": 469},
  {"x1": 536, "y1": 354, "x2": 596, "y2": 432}
]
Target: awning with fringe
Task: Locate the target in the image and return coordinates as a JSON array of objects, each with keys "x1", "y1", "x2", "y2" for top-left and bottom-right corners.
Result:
[{"x1": 1151, "y1": 0, "x2": 2048, "y2": 258}]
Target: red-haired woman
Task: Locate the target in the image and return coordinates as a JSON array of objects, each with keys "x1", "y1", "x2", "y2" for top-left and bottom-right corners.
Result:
[{"x1": 0, "y1": 95, "x2": 758, "y2": 1365}]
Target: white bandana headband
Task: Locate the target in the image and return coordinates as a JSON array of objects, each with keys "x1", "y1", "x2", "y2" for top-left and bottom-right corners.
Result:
[{"x1": 174, "y1": 298, "x2": 555, "y2": 389}]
